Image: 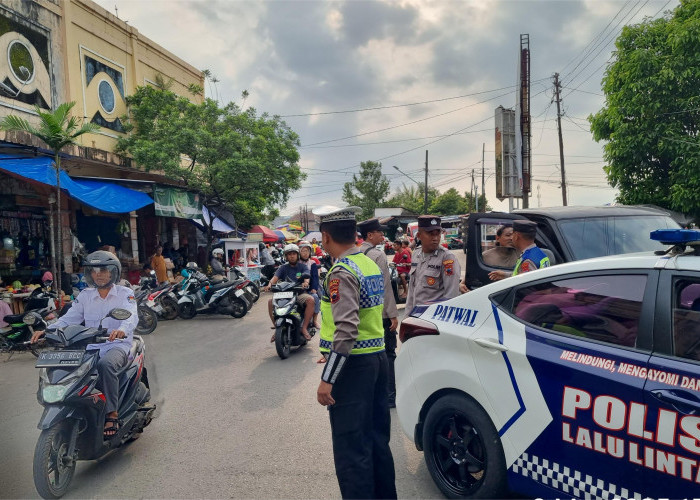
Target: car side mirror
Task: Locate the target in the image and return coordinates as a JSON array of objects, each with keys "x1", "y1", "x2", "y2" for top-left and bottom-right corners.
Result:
[{"x1": 108, "y1": 308, "x2": 132, "y2": 321}]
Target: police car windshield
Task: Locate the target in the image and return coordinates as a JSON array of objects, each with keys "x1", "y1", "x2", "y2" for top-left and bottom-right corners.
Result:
[{"x1": 558, "y1": 215, "x2": 679, "y2": 260}]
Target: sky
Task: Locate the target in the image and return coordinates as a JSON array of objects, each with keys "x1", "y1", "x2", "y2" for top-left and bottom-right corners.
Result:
[{"x1": 94, "y1": 0, "x2": 678, "y2": 215}]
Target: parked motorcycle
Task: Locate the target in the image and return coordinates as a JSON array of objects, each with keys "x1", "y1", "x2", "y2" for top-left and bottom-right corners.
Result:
[
  {"x1": 389, "y1": 262, "x2": 408, "y2": 305},
  {"x1": 230, "y1": 266, "x2": 260, "y2": 302},
  {"x1": 177, "y1": 267, "x2": 251, "y2": 319},
  {"x1": 133, "y1": 286, "x2": 158, "y2": 335},
  {"x1": 26, "y1": 308, "x2": 155, "y2": 499},
  {"x1": 0, "y1": 286, "x2": 57, "y2": 358},
  {"x1": 134, "y1": 272, "x2": 179, "y2": 321},
  {"x1": 270, "y1": 280, "x2": 315, "y2": 359}
]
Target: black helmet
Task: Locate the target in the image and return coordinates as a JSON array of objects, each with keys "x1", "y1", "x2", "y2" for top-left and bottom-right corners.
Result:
[
  {"x1": 258, "y1": 242, "x2": 265, "y2": 251},
  {"x1": 83, "y1": 250, "x2": 121, "y2": 289}
]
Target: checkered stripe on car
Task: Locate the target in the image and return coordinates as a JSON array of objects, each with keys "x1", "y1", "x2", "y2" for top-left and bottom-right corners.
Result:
[{"x1": 510, "y1": 453, "x2": 643, "y2": 500}]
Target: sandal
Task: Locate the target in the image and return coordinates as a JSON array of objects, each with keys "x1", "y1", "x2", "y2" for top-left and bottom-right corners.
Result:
[{"x1": 104, "y1": 417, "x2": 119, "y2": 439}]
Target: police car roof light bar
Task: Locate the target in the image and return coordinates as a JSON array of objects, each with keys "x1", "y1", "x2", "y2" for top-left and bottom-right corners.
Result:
[{"x1": 650, "y1": 229, "x2": 700, "y2": 245}]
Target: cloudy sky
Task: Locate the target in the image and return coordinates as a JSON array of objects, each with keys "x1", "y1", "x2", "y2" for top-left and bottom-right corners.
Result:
[{"x1": 95, "y1": 0, "x2": 677, "y2": 215}]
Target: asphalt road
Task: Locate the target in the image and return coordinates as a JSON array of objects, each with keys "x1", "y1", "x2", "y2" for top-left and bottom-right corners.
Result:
[{"x1": 0, "y1": 291, "x2": 447, "y2": 498}]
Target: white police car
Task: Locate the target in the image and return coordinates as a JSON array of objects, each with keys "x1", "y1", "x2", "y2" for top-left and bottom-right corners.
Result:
[{"x1": 396, "y1": 229, "x2": 700, "y2": 499}]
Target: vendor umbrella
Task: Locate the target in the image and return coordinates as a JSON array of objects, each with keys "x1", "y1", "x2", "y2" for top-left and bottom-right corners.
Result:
[
  {"x1": 277, "y1": 228, "x2": 298, "y2": 242},
  {"x1": 304, "y1": 231, "x2": 322, "y2": 242},
  {"x1": 249, "y1": 225, "x2": 279, "y2": 243}
]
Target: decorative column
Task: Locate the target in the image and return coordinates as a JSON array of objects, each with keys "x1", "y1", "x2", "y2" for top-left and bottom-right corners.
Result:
[{"x1": 130, "y1": 211, "x2": 139, "y2": 263}]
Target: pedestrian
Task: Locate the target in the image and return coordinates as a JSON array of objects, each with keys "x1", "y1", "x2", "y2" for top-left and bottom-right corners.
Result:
[
  {"x1": 404, "y1": 215, "x2": 461, "y2": 314},
  {"x1": 357, "y1": 217, "x2": 399, "y2": 408},
  {"x1": 488, "y1": 220, "x2": 550, "y2": 281},
  {"x1": 150, "y1": 244, "x2": 168, "y2": 285},
  {"x1": 316, "y1": 207, "x2": 397, "y2": 500}
]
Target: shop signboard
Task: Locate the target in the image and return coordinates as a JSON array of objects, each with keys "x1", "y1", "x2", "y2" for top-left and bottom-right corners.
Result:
[{"x1": 153, "y1": 186, "x2": 202, "y2": 219}]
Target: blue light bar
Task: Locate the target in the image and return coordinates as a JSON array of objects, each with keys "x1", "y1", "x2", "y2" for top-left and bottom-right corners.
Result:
[{"x1": 650, "y1": 229, "x2": 700, "y2": 245}]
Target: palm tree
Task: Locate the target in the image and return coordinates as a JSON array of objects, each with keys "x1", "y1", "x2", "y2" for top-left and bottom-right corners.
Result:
[{"x1": 0, "y1": 102, "x2": 99, "y2": 305}]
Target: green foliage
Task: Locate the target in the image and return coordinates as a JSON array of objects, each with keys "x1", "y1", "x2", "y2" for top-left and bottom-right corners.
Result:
[
  {"x1": 384, "y1": 183, "x2": 438, "y2": 214},
  {"x1": 589, "y1": 0, "x2": 700, "y2": 217},
  {"x1": 342, "y1": 161, "x2": 391, "y2": 220},
  {"x1": 430, "y1": 188, "x2": 467, "y2": 215},
  {"x1": 116, "y1": 86, "x2": 304, "y2": 228}
]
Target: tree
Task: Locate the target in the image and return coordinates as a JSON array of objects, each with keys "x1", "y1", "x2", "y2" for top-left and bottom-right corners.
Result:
[
  {"x1": 430, "y1": 188, "x2": 467, "y2": 215},
  {"x1": 589, "y1": 0, "x2": 700, "y2": 217},
  {"x1": 384, "y1": 183, "x2": 439, "y2": 214},
  {"x1": 0, "y1": 102, "x2": 99, "y2": 304},
  {"x1": 117, "y1": 86, "x2": 303, "y2": 257},
  {"x1": 342, "y1": 161, "x2": 391, "y2": 220},
  {"x1": 463, "y1": 192, "x2": 491, "y2": 213}
]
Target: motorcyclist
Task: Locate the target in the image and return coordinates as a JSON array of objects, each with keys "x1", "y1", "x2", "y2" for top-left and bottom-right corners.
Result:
[
  {"x1": 263, "y1": 244, "x2": 315, "y2": 341},
  {"x1": 298, "y1": 240, "x2": 321, "y2": 329},
  {"x1": 30, "y1": 251, "x2": 138, "y2": 439},
  {"x1": 259, "y1": 242, "x2": 276, "y2": 282},
  {"x1": 210, "y1": 248, "x2": 227, "y2": 279}
]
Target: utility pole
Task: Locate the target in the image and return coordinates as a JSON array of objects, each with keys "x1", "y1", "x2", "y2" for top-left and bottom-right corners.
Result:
[
  {"x1": 553, "y1": 73, "x2": 568, "y2": 206},
  {"x1": 424, "y1": 150, "x2": 429, "y2": 214},
  {"x1": 481, "y1": 143, "x2": 485, "y2": 211},
  {"x1": 471, "y1": 169, "x2": 477, "y2": 211}
]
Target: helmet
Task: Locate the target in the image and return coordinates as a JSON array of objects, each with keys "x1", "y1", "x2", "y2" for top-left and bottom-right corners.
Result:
[
  {"x1": 298, "y1": 240, "x2": 312, "y2": 251},
  {"x1": 186, "y1": 262, "x2": 199, "y2": 270},
  {"x1": 283, "y1": 243, "x2": 300, "y2": 255},
  {"x1": 82, "y1": 250, "x2": 121, "y2": 289},
  {"x1": 212, "y1": 248, "x2": 224, "y2": 257},
  {"x1": 258, "y1": 242, "x2": 265, "y2": 251}
]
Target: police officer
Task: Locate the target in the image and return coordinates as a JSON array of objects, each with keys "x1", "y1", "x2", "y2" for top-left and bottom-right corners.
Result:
[
  {"x1": 357, "y1": 217, "x2": 399, "y2": 408},
  {"x1": 488, "y1": 220, "x2": 550, "y2": 281},
  {"x1": 30, "y1": 251, "x2": 138, "y2": 439},
  {"x1": 315, "y1": 207, "x2": 397, "y2": 500},
  {"x1": 405, "y1": 215, "x2": 461, "y2": 314}
]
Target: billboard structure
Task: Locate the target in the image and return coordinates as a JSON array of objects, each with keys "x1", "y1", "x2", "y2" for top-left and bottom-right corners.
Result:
[{"x1": 494, "y1": 106, "x2": 519, "y2": 200}]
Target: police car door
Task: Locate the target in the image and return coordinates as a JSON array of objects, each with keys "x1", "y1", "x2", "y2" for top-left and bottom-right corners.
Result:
[
  {"x1": 491, "y1": 269, "x2": 656, "y2": 499},
  {"x1": 641, "y1": 268, "x2": 700, "y2": 497}
]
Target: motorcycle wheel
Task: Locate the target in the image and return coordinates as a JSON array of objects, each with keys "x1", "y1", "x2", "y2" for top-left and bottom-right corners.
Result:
[
  {"x1": 135, "y1": 306, "x2": 158, "y2": 335},
  {"x1": 33, "y1": 422, "x2": 75, "y2": 499},
  {"x1": 159, "y1": 296, "x2": 179, "y2": 320},
  {"x1": 230, "y1": 298, "x2": 247, "y2": 318},
  {"x1": 247, "y1": 282, "x2": 260, "y2": 303},
  {"x1": 275, "y1": 325, "x2": 291, "y2": 359},
  {"x1": 178, "y1": 302, "x2": 197, "y2": 320}
]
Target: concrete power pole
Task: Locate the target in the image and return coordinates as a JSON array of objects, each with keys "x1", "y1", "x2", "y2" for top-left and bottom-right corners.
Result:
[
  {"x1": 553, "y1": 73, "x2": 568, "y2": 206},
  {"x1": 481, "y1": 143, "x2": 485, "y2": 210},
  {"x1": 424, "y1": 150, "x2": 429, "y2": 214}
]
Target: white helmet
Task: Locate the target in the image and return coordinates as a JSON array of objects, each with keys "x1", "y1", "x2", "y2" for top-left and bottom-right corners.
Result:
[
  {"x1": 212, "y1": 248, "x2": 224, "y2": 257},
  {"x1": 283, "y1": 243, "x2": 300, "y2": 255}
]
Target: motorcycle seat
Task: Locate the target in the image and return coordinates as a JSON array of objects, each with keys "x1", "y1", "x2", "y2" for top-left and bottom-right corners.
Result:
[
  {"x1": 3, "y1": 313, "x2": 26, "y2": 324},
  {"x1": 209, "y1": 281, "x2": 232, "y2": 293}
]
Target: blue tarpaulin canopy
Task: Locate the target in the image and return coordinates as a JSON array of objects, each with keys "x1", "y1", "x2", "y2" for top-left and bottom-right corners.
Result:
[{"x1": 0, "y1": 154, "x2": 153, "y2": 213}]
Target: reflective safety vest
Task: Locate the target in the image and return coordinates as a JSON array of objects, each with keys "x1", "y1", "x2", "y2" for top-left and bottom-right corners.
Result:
[
  {"x1": 512, "y1": 246, "x2": 550, "y2": 276},
  {"x1": 319, "y1": 253, "x2": 385, "y2": 355}
]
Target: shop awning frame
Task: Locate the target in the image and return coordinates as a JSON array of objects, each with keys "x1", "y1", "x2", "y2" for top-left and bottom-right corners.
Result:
[{"x1": 0, "y1": 155, "x2": 154, "y2": 213}]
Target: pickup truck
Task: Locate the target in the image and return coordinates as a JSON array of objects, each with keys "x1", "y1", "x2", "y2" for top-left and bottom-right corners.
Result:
[{"x1": 464, "y1": 205, "x2": 680, "y2": 289}]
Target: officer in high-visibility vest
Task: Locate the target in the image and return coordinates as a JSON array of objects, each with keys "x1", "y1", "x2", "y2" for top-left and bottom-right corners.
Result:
[
  {"x1": 489, "y1": 220, "x2": 550, "y2": 280},
  {"x1": 315, "y1": 206, "x2": 397, "y2": 500}
]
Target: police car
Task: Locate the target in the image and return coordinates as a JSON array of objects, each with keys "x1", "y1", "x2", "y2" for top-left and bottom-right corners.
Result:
[{"x1": 396, "y1": 229, "x2": 700, "y2": 499}]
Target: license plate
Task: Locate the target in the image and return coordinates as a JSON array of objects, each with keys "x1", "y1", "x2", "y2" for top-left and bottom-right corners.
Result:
[
  {"x1": 36, "y1": 350, "x2": 84, "y2": 368},
  {"x1": 274, "y1": 292, "x2": 294, "y2": 299},
  {"x1": 234, "y1": 289, "x2": 244, "y2": 297},
  {"x1": 151, "y1": 304, "x2": 163, "y2": 312}
]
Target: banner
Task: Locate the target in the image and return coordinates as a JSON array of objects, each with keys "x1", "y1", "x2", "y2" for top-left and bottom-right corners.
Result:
[{"x1": 153, "y1": 186, "x2": 202, "y2": 219}]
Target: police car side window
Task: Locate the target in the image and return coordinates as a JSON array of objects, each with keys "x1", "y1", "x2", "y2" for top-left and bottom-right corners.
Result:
[
  {"x1": 672, "y1": 279, "x2": 700, "y2": 361},
  {"x1": 512, "y1": 274, "x2": 647, "y2": 348}
]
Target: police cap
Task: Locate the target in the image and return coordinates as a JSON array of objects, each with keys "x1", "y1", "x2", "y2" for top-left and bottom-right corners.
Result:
[
  {"x1": 417, "y1": 215, "x2": 441, "y2": 230},
  {"x1": 316, "y1": 206, "x2": 361, "y2": 227},
  {"x1": 513, "y1": 220, "x2": 538, "y2": 235},
  {"x1": 357, "y1": 218, "x2": 388, "y2": 233}
]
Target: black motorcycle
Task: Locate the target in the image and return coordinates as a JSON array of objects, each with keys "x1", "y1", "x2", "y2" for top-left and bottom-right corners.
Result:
[
  {"x1": 0, "y1": 287, "x2": 57, "y2": 358},
  {"x1": 270, "y1": 280, "x2": 315, "y2": 359},
  {"x1": 25, "y1": 308, "x2": 155, "y2": 499},
  {"x1": 177, "y1": 269, "x2": 252, "y2": 319}
]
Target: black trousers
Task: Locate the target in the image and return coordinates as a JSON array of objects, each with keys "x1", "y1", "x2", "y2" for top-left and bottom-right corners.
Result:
[
  {"x1": 382, "y1": 318, "x2": 397, "y2": 403},
  {"x1": 329, "y1": 351, "x2": 397, "y2": 500}
]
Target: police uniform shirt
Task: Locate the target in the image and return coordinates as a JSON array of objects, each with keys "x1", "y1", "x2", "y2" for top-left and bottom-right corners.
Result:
[
  {"x1": 51, "y1": 284, "x2": 139, "y2": 357},
  {"x1": 405, "y1": 246, "x2": 461, "y2": 313},
  {"x1": 359, "y1": 241, "x2": 398, "y2": 320},
  {"x1": 325, "y1": 246, "x2": 370, "y2": 356}
]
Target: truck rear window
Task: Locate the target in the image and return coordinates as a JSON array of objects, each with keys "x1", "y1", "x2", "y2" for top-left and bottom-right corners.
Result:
[{"x1": 558, "y1": 215, "x2": 678, "y2": 260}]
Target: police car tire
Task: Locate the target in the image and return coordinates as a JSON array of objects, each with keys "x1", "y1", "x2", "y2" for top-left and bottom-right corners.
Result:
[{"x1": 423, "y1": 394, "x2": 507, "y2": 499}]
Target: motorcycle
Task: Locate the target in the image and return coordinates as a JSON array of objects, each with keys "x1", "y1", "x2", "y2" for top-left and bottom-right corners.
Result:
[
  {"x1": 230, "y1": 266, "x2": 260, "y2": 303},
  {"x1": 0, "y1": 286, "x2": 57, "y2": 358},
  {"x1": 270, "y1": 280, "x2": 315, "y2": 359},
  {"x1": 136, "y1": 272, "x2": 179, "y2": 321},
  {"x1": 26, "y1": 308, "x2": 155, "y2": 499},
  {"x1": 389, "y1": 262, "x2": 409, "y2": 305},
  {"x1": 177, "y1": 268, "x2": 251, "y2": 319},
  {"x1": 132, "y1": 286, "x2": 158, "y2": 335}
]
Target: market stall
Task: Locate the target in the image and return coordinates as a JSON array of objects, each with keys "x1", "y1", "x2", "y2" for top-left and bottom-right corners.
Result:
[{"x1": 220, "y1": 237, "x2": 263, "y2": 282}]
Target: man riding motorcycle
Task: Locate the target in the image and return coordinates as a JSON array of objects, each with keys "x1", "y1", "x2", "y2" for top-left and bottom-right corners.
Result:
[
  {"x1": 30, "y1": 250, "x2": 138, "y2": 439},
  {"x1": 210, "y1": 248, "x2": 227, "y2": 279},
  {"x1": 263, "y1": 244, "x2": 314, "y2": 342}
]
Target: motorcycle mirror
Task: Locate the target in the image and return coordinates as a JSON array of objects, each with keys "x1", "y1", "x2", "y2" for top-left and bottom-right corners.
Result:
[
  {"x1": 22, "y1": 311, "x2": 42, "y2": 325},
  {"x1": 108, "y1": 308, "x2": 132, "y2": 321},
  {"x1": 150, "y1": 270, "x2": 156, "y2": 276}
]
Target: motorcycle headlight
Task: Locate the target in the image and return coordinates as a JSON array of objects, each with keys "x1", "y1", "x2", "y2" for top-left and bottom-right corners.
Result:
[
  {"x1": 42, "y1": 384, "x2": 69, "y2": 403},
  {"x1": 275, "y1": 305, "x2": 293, "y2": 316},
  {"x1": 39, "y1": 362, "x2": 91, "y2": 404}
]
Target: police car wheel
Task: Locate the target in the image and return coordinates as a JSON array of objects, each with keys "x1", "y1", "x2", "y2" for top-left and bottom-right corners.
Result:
[{"x1": 423, "y1": 394, "x2": 506, "y2": 499}]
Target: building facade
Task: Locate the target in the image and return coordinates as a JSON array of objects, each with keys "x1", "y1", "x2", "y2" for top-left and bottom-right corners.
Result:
[{"x1": 0, "y1": 0, "x2": 206, "y2": 282}]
